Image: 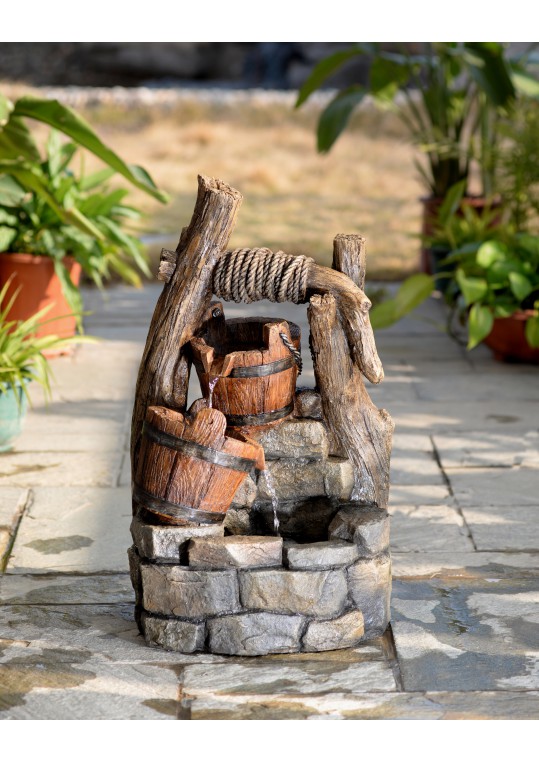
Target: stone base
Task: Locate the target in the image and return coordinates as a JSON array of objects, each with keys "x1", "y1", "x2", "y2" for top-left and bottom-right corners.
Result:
[{"x1": 129, "y1": 503, "x2": 391, "y2": 656}]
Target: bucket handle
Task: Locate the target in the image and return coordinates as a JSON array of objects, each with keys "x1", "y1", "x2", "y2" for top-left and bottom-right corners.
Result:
[{"x1": 279, "y1": 332, "x2": 302, "y2": 374}]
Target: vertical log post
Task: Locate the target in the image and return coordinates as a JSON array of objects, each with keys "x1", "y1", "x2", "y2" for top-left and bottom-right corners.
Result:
[
  {"x1": 308, "y1": 234, "x2": 394, "y2": 508},
  {"x1": 130, "y1": 175, "x2": 243, "y2": 477}
]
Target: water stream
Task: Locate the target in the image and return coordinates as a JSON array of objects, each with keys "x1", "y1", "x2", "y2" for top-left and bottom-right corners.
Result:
[
  {"x1": 207, "y1": 376, "x2": 220, "y2": 408},
  {"x1": 263, "y1": 468, "x2": 280, "y2": 535}
]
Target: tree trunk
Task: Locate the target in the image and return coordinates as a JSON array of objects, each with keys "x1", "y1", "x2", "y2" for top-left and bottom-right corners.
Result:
[
  {"x1": 130, "y1": 175, "x2": 243, "y2": 477},
  {"x1": 308, "y1": 234, "x2": 394, "y2": 508}
]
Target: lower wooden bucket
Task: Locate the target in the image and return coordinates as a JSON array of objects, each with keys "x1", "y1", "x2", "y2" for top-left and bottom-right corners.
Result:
[
  {"x1": 190, "y1": 311, "x2": 301, "y2": 427},
  {"x1": 133, "y1": 405, "x2": 265, "y2": 525}
]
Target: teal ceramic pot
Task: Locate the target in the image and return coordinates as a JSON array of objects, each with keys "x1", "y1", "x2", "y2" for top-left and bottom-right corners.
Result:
[{"x1": 0, "y1": 384, "x2": 28, "y2": 452}]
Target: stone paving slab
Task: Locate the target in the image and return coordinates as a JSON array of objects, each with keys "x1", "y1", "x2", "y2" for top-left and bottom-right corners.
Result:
[
  {"x1": 0, "y1": 632, "x2": 179, "y2": 719},
  {"x1": 180, "y1": 658, "x2": 397, "y2": 697},
  {"x1": 389, "y1": 400, "x2": 539, "y2": 433},
  {"x1": 0, "y1": 573, "x2": 133, "y2": 605},
  {"x1": 433, "y1": 432, "x2": 539, "y2": 469},
  {"x1": 450, "y1": 468, "x2": 539, "y2": 507},
  {"x1": 186, "y1": 690, "x2": 539, "y2": 719},
  {"x1": 0, "y1": 452, "x2": 123, "y2": 488},
  {"x1": 8, "y1": 487, "x2": 132, "y2": 573},
  {"x1": 413, "y1": 374, "x2": 539, "y2": 402},
  {"x1": 389, "y1": 505, "x2": 474, "y2": 552},
  {"x1": 461, "y1": 505, "x2": 539, "y2": 551},
  {"x1": 392, "y1": 552, "x2": 539, "y2": 579},
  {"x1": 389, "y1": 453, "x2": 445, "y2": 486},
  {"x1": 391, "y1": 577, "x2": 539, "y2": 692},
  {"x1": 388, "y1": 484, "x2": 452, "y2": 506}
]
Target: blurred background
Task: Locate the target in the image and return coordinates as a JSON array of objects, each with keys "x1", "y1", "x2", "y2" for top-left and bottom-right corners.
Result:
[{"x1": 0, "y1": 41, "x2": 432, "y2": 279}]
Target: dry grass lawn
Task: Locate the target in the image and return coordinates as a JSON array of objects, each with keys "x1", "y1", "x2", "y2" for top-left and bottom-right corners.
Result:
[{"x1": 3, "y1": 86, "x2": 426, "y2": 279}]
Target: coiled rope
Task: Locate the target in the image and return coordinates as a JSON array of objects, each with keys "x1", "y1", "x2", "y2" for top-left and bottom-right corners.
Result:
[{"x1": 213, "y1": 247, "x2": 314, "y2": 304}]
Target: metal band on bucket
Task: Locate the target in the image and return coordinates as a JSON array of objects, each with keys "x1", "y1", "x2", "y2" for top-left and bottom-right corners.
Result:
[
  {"x1": 133, "y1": 483, "x2": 225, "y2": 524},
  {"x1": 142, "y1": 421, "x2": 255, "y2": 473},
  {"x1": 193, "y1": 355, "x2": 296, "y2": 379},
  {"x1": 225, "y1": 403, "x2": 294, "y2": 427}
]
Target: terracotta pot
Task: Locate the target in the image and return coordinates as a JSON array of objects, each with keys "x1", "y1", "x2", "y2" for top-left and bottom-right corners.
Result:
[
  {"x1": 484, "y1": 311, "x2": 539, "y2": 364},
  {"x1": 0, "y1": 253, "x2": 82, "y2": 356}
]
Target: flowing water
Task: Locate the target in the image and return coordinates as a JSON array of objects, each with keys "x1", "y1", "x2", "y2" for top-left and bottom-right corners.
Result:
[
  {"x1": 207, "y1": 376, "x2": 220, "y2": 408},
  {"x1": 263, "y1": 468, "x2": 280, "y2": 535}
]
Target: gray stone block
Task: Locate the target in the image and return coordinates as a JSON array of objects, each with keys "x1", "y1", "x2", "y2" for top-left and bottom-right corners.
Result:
[
  {"x1": 302, "y1": 610, "x2": 365, "y2": 652},
  {"x1": 240, "y1": 568, "x2": 347, "y2": 616},
  {"x1": 294, "y1": 388, "x2": 323, "y2": 420},
  {"x1": 258, "y1": 459, "x2": 325, "y2": 501},
  {"x1": 141, "y1": 564, "x2": 240, "y2": 618},
  {"x1": 324, "y1": 458, "x2": 354, "y2": 500},
  {"x1": 347, "y1": 552, "x2": 392, "y2": 636},
  {"x1": 283, "y1": 539, "x2": 359, "y2": 570},
  {"x1": 247, "y1": 418, "x2": 329, "y2": 460},
  {"x1": 251, "y1": 497, "x2": 340, "y2": 543},
  {"x1": 329, "y1": 505, "x2": 390, "y2": 557},
  {"x1": 230, "y1": 475, "x2": 258, "y2": 509},
  {"x1": 188, "y1": 535, "x2": 283, "y2": 569},
  {"x1": 127, "y1": 545, "x2": 142, "y2": 605},
  {"x1": 208, "y1": 612, "x2": 304, "y2": 655},
  {"x1": 130, "y1": 517, "x2": 224, "y2": 563},
  {"x1": 141, "y1": 610, "x2": 205, "y2": 653},
  {"x1": 223, "y1": 507, "x2": 252, "y2": 536}
]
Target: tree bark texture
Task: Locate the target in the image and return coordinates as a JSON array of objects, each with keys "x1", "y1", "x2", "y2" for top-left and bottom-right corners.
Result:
[
  {"x1": 131, "y1": 175, "x2": 243, "y2": 476},
  {"x1": 308, "y1": 235, "x2": 394, "y2": 509}
]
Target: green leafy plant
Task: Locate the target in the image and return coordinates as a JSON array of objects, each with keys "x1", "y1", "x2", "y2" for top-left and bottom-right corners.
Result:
[
  {"x1": 0, "y1": 93, "x2": 168, "y2": 317},
  {"x1": 446, "y1": 233, "x2": 539, "y2": 349},
  {"x1": 0, "y1": 278, "x2": 95, "y2": 404},
  {"x1": 296, "y1": 42, "x2": 538, "y2": 199}
]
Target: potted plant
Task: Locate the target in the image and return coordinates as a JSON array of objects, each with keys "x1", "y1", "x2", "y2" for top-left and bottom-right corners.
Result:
[
  {"x1": 0, "y1": 93, "x2": 168, "y2": 343},
  {"x1": 295, "y1": 42, "x2": 538, "y2": 269},
  {"x1": 0, "y1": 279, "x2": 94, "y2": 451}
]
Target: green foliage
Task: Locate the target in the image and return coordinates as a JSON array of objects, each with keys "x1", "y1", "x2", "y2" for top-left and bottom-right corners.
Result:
[
  {"x1": 0, "y1": 278, "x2": 95, "y2": 406},
  {"x1": 449, "y1": 231, "x2": 539, "y2": 349},
  {"x1": 296, "y1": 42, "x2": 531, "y2": 198},
  {"x1": 370, "y1": 274, "x2": 434, "y2": 330},
  {"x1": 0, "y1": 92, "x2": 169, "y2": 318}
]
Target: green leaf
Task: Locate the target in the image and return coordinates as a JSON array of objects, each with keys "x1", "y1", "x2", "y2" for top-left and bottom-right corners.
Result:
[
  {"x1": 508, "y1": 271, "x2": 533, "y2": 301},
  {"x1": 467, "y1": 303, "x2": 494, "y2": 349},
  {"x1": 0, "y1": 174, "x2": 27, "y2": 206},
  {"x1": 296, "y1": 47, "x2": 364, "y2": 107},
  {"x1": 78, "y1": 167, "x2": 116, "y2": 191},
  {"x1": 477, "y1": 240, "x2": 508, "y2": 268},
  {"x1": 0, "y1": 114, "x2": 41, "y2": 162},
  {"x1": 525, "y1": 316, "x2": 539, "y2": 348},
  {"x1": 456, "y1": 269, "x2": 488, "y2": 305},
  {"x1": 438, "y1": 180, "x2": 467, "y2": 227},
  {"x1": 370, "y1": 57, "x2": 410, "y2": 102},
  {"x1": 317, "y1": 86, "x2": 366, "y2": 153},
  {"x1": 0, "y1": 225, "x2": 17, "y2": 251},
  {"x1": 53, "y1": 259, "x2": 83, "y2": 330},
  {"x1": 370, "y1": 274, "x2": 434, "y2": 329},
  {"x1": 463, "y1": 42, "x2": 516, "y2": 107},
  {"x1": 13, "y1": 97, "x2": 169, "y2": 203},
  {"x1": 0, "y1": 93, "x2": 13, "y2": 127},
  {"x1": 511, "y1": 67, "x2": 539, "y2": 98}
]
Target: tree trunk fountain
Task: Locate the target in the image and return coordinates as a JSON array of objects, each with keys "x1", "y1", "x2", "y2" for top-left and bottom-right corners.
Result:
[{"x1": 128, "y1": 175, "x2": 394, "y2": 655}]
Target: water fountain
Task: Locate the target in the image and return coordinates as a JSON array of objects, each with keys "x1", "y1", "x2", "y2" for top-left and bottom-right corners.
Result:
[{"x1": 128, "y1": 175, "x2": 394, "y2": 655}]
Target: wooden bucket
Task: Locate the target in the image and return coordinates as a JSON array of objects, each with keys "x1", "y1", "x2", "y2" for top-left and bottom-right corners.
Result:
[
  {"x1": 134, "y1": 405, "x2": 265, "y2": 525},
  {"x1": 190, "y1": 310, "x2": 301, "y2": 428}
]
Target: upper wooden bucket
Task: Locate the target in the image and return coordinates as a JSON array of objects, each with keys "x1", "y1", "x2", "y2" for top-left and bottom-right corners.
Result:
[
  {"x1": 190, "y1": 309, "x2": 301, "y2": 427},
  {"x1": 134, "y1": 405, "x2": 265, "y2": 525}
]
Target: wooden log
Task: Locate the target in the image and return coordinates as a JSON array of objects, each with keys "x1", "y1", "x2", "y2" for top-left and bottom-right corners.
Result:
[
  {"x1": 131, "y1": 175, "x2": 243, "y2": 477},
  {"x1": 134, "y1": 406, "x2": 264, "y2": 525},
  {"x1": 308, "y1": 235, "x2": 394, "y2": 509},
  {"x1": 190, "y1": 312, "x2": 300, "y2": 427}
]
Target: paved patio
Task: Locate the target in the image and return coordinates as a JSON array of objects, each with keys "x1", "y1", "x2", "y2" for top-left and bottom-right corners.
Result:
[{"x1": 1, "y1": 283, "x2": 538, "y2": 719}]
